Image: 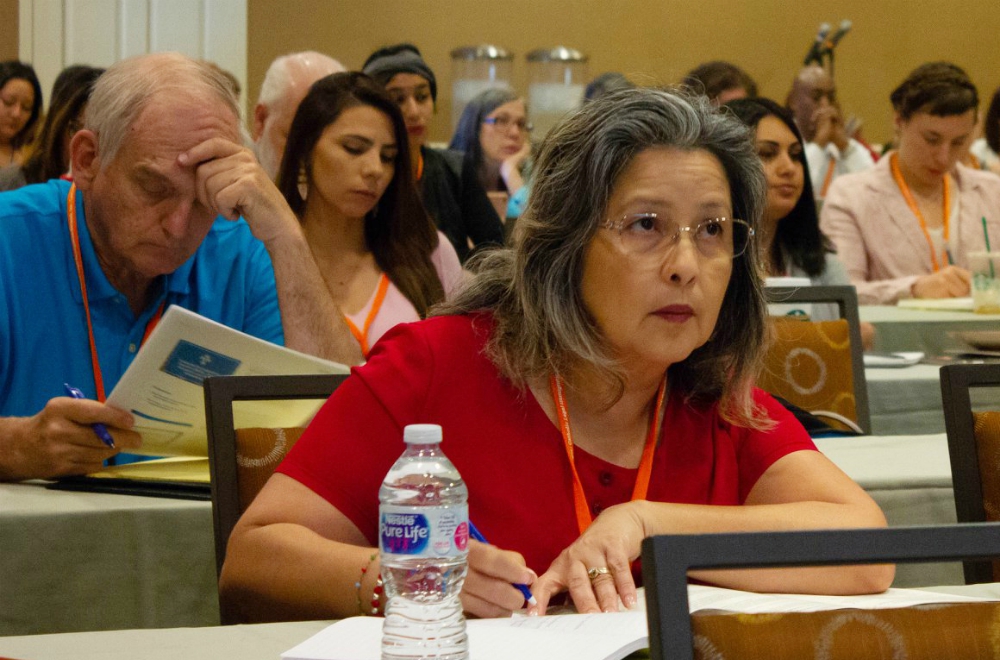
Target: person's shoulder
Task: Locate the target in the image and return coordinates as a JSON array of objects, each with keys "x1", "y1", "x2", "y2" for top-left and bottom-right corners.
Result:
[
  {"x1": 825, "y1": 157, "x2": 890, "y2": 203},
  {"x1": 0, "y1": 164, "x2": 26, "y2": 192},
  {"x1": 0, "y1": 179, "x2": 70, "y2": 219},
  {"x1": 423, "y1": 146, "x2": 465, "y2": 180},
  {"x1": 376, "y1": 313, "x2": 490, "y2": 353},
  {"x1": 955, "y1": 161, "x2": 1000, "y2": 193}
]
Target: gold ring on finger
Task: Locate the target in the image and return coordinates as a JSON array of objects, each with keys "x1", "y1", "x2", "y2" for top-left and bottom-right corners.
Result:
[{"x1": 587, "y1": 566, "x2": 611, "y2": 581}]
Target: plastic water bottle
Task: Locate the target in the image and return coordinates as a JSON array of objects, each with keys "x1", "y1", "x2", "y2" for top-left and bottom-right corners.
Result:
[{"x1": 379, "y1": 424, "x2": 469, "y2": 660}]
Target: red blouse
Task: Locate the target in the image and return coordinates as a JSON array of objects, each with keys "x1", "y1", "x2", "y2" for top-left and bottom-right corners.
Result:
[{"x1": 278, "y1": 314, "x2": 817, "y2": 578}]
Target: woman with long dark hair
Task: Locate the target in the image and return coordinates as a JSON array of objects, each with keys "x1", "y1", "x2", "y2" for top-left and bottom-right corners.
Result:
[
  {"x1": 726, "y1": 97, "x2": 849, "y2": 285},
  {"x1": 0, "y1": 61, "x2": 43, "y2": 167},
  {"x1": 275, "y1": 72, "x2": 464, "y2": 356}
]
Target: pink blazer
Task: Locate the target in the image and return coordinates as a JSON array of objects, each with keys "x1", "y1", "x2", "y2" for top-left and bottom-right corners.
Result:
[{"x1": 820, "y1": 155, "x2": 1000, "y2": 304}]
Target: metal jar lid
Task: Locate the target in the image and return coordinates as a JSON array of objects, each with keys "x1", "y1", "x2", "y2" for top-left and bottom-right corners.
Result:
[
  {"x1": 450, "y1": 45, "x2": 513, "y2": 61},
  {"x1": 526, "y1": 46, "x2": 588, "y2": 63}
]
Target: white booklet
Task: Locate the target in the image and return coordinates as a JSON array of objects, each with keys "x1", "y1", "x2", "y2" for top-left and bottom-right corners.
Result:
[
  {"x1": 281, "y1": 585, "x2": 995, "y2": 660},
  {"x1": 106, "y1": 306, "x2": 350, "y2": 457}
]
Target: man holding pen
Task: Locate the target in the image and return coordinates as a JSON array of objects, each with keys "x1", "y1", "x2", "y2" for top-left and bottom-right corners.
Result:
[{"x1": 0, "y1": 52, "x2": 362, "y2": 481}]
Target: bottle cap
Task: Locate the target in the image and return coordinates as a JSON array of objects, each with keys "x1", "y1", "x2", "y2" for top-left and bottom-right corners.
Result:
[{"x1": 403, "y1": 424, "x2": 442, "y2": 445}]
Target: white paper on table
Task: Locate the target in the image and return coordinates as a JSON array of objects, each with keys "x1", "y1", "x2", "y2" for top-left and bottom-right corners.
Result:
[
  {"x1": 106, "y1": 306, "x2": 349, "y2": 457},
  {"x1": 863, "y1": 351, "x2": 925, "y2": 368},
  {"x1": 281, "y1": 614, "x2": 648, "y2": 660},
  {"x1": 897, "y1": 297, "x2": 974, "y2": 311},
  {"x1": 686, "y1": 584, "x2": 994, "y2": 613},
  {"x1": 281, "y1": 585, "x2": 997, "y2": 660}
]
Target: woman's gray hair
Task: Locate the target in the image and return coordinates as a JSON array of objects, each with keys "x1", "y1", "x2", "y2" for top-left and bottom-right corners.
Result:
[
  {"x1": 439, "y1": 86, "x2": 770, "y2": 426},
  {"x1": 85, "y1": 52, "x2": 242, "y2": 164}
]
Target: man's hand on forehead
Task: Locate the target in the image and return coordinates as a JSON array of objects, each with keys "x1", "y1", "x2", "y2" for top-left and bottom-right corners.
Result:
[{"x1": 177, "y1": 136, "x2": 300, "y2": 245}]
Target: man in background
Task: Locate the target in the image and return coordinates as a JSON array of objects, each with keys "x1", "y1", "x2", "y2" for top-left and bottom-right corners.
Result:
[
  {"x1": 787, "y1": 65, "x2": 875, "y2": 199},
  {"x1": 252, "y1": 51, "x2": 345, "y2": 180}
]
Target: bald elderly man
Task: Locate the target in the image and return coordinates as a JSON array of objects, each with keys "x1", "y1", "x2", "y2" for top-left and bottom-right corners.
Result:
[
  {"x1": 0, "y1": 53, "x2": 362, "y2": 481},
  {"x1": 787, "y1": 65, "x2": 874, "y2": 198},
  {"x1": 253, "y1": 51, "x2": 345, "y2": 180}
]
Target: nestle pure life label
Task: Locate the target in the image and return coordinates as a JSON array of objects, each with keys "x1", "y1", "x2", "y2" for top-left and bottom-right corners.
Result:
[{"x1": 380, "y1": 505, "x2": 469, "y2": 558}]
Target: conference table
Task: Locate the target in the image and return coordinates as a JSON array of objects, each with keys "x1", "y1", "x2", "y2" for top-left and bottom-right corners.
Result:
[
  {"x1": 0, "y1": 431, "x2": 965, "y2": 638},
  {"x1": 0, "y1": 482, "x2": 218, "y2": 636},
  {"x1": 861, "y1": 304, "x2": 1000, "y2": 355},
  {"x1": 4, "y1": 583, "x2": 1000, "y2": 660}
]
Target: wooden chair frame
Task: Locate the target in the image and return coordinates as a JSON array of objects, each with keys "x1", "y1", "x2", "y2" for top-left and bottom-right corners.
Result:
[
  {"x1": 766, "y1": 285, "x2": 871, "y2": 434},
  {"x1": 203, "y1": 374, "x2": 347, "y2": 580},
  {"x1": 941, "y1": 363, "x2": 1000, "y2": 584},
  {"x1": 641, "y1": 523, "x2": 1000, "y2": 660}
]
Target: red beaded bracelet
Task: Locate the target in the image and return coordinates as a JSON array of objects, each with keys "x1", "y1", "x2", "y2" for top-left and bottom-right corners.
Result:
[{"x1": 356, "y1": 552, "x2": 383, "y2": 616}]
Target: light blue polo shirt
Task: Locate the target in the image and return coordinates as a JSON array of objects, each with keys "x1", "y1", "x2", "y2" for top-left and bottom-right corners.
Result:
[{"x1": 0, "y1": 180, "x2": 284, "y2": 418}]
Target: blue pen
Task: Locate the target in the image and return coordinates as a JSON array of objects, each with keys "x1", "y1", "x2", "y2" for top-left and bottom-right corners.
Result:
[
  {"x1": 63, "y1": 383, "x2": 116, "y2": 449},
  {"x1": 467, "y1": 520, "x2": 537, "y2": 606}
]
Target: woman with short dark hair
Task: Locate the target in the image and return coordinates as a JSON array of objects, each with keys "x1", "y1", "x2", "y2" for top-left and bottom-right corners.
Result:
[
  {"x1": 221, "y1": 87, "x2": 891, "y2": 624},
  {"x1": 821, "y1": 62, "x2": 1000, "y2": 303}
]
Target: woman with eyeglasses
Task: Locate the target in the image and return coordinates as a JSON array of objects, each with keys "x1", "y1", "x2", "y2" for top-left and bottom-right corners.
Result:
[
  {"x1": 0, "y1": 61, "x2": 43, "y2": 168},
  {"x1": 449, "y1": 86, "x2": 531, "y2": 216},
  {"x1": 363, "y1": 44, "x2": 504, "y2": 263},
  {"x1": 221, "y1": 88, "x2": 891, "y2": 623}
]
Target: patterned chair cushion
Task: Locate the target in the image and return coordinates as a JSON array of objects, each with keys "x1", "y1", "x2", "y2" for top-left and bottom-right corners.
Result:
[
  {"x1": 234, "y1": 427, "x2": 307, "y2": 514},
  {"x1": 758, "y1": 318, "x2": 858, "y2": 431}
]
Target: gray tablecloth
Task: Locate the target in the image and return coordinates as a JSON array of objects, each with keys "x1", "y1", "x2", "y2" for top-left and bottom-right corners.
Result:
[
  {"x1": 816, "y1": 433, "x2": 962, "y2": 587},
  {"x1": 861, "y1": 305, "x2": 1000, "y2": 354},
  {"x1": 866, "y1": 363, "x2": 944, "y2": 435},
  {"x1": 0, "y1": 482, "x2": 218, "y2": 636}
]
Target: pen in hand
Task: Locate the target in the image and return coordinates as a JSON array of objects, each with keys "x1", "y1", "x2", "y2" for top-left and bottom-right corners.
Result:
[
  {"x1": 63, "y1": 383, "x2": 116, "y2": 449},
  {"x1": 467, "y1": 520, "x2": 537, "y2": 606}
]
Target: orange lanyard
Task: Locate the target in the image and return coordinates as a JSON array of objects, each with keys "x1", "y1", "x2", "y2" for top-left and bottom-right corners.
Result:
[
  {"x1": 415, "y1": 152, "x2": 424, "y2": 182},
  {"x1": 819, "y1": 154, "x2": 837, "y2": 198},
  {"x1": 344, "y1": 273, "x2": 390, "y2": 357},
  {"x1": 549, "y1": 374, "x2": 667, "y2": 535},
  {"x1": 890, "y1": 153, "x2": 951, "y2": 272},
  {"x1": 66, "y1": 184, "x2": 164, "y2": 401}
]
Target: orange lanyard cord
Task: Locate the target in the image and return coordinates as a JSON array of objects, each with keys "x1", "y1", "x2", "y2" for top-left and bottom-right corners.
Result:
[
  {"x1": 344, "y1": 273, "x2": 390, "y2": 357},
  {"x1": 415, "y1": 152, "x2": 424, "y2": 182},
  {"x1": 890, "y1": 153, "x2": 951, "y2": 272},
  {"x1": 549, "y1": 373, "x2": 667, "y2": 535},
  {"x1": 819, "y1": 154, "x2": 836, "y2": 198},
  {"x1": 66, "y1": 184, "x2": 164, "y2": 402}
]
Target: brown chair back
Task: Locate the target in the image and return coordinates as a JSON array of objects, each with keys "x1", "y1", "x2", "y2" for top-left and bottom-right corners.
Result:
[
  {"x1": 764, "y1": 285, "x2": 870, "y2": 434},
  {"x1": 641, "y1": 524, "x2": 1000, "y2": 660},
  {"x1": 232, "y1": 426, "x2": 309, "y2": 515},
  {"x1": 941, "y1": 363, "x2": 1000, "y2": 584},
  {"x1": 760, "y1": 317, "x2": 859, "y2": 431},
  {"x1": 203, "y1": 373, "x2": 347, "y2": 622}
]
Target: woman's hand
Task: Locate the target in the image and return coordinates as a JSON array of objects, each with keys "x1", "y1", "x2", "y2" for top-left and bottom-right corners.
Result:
[
  {"x1": 528, "y1": 502, "x2": 647, "y2": 616},
  {"x1": 461, "y1": 540, "x2": 537, "y2": 618},
  {"x1": 499, "y1": 141, "x2": 530, "y2": 195},
  {"x1": 911, "y1": 265, "x2": 972, "y2": 299}
]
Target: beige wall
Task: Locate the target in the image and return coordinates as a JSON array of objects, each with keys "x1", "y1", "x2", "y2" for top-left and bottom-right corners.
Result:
[
  {"x1": 0, "y1": 0, "x2": 17, "y2": 61},
  {"x1": 248, "y1": 0, "x2": 1000, "y2": 146}
]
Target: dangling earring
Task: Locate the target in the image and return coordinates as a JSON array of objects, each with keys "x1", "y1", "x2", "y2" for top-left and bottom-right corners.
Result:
[{"x1": 297, "y1": 165, "x2": 308, "y2": 201}]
